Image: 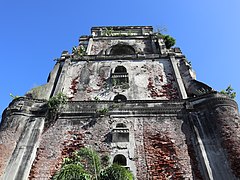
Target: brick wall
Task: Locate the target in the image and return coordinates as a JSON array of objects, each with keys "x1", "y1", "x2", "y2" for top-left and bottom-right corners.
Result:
[
  {"x1": 135, "y1": 116, "x2": 193, "y2": 179},
  {"x1": 213, "y1": 105, "x2": 240, "y2": 177},
  {"x1": 29, "y1": 116, "x2": 112, "y2": 179}
]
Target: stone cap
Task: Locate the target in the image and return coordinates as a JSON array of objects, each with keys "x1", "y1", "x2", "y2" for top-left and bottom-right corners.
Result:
[{"x1": 91, "y1": 26, "x2": 153, "y2": 36}]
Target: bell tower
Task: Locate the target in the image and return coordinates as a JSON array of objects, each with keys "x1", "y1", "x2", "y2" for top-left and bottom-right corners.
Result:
[{"x1": 0, "y1": 26, "x2": 239, "y2": 180}]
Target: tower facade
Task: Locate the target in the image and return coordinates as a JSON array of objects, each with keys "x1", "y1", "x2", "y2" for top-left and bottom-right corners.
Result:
[{"x1": 0, "y1": 26, "x2": 239, "y2": 179}]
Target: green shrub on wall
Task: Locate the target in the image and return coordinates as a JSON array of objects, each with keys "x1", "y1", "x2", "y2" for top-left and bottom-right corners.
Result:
[
  {"x1": 47, "y1": 92, "x2": 67, "y2": 111},
  {"x1": 153, "y1": 27, "x2": 176, "y2": 49},
  {"x1": 220, "y1": 85, "x2": 236, "y2": 99},
  {"x1": 53, "y1": 147, "x2": 134, "y2": 180},
  {"x1": 160, "y1": 34, "x2": 176, "y2": 49},
  {"x1": 72, "y1": 45, "x2": 86, "y2": 57},
  {"x1": 53, "y1": 164, "x2": 91, "y2": 180},
  {"x1": 99, "y1": 164, "x2": 133, "y2": 180}
]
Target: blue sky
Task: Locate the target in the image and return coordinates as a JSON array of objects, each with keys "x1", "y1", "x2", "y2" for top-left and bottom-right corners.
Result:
[{"x1": 0, "y1": 0, "x2": 240, "y2": 115}]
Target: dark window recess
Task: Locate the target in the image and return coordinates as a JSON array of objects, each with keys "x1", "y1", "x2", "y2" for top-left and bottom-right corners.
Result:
[
  {"x1": 113, "y1": 154, "x2": 127, "y2": 166},
  {"x1": 110, "y1": 45, "x2": 135, "y2": 55},
  {"x1": 113, "y1": 132, "x2": 129, "y2": 142},
  {"x1": 111, "y1": 66, "x2": 129, "y2": 87},
  {"x1": 116, "y1": 123, "x2": 127, "y2": 128},
  {"x1": 155, "y1": 40, "x2": 160, "y2": 52},
  {"x1": 112, "y1": 124, "x2": 129, "y2": 142},
  {"x1": 113, "y1": 94, "x2": 127, "y2": 102},
  {"x1": 114, "y1": 66, "x2": 127, "y2": 73}
]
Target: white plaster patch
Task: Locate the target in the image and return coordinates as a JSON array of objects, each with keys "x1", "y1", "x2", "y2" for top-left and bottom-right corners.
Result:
[
  {"x1": 89, "y1": 75, "x2": 101, "y2": 91},
  {"x1": 134, "y1": 74, "x2": 148, "y2": 88}
]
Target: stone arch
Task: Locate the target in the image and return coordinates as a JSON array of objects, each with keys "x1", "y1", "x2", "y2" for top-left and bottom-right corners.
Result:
[
  {"x1": 109, "y1": 44, "x2": 135, "y2": 55},
  {"x1": 113, "y1": 94, "x2": 127, "y2": 102},
  {"x1": 113, "y1": 154, "x2": 127, "y2": 166}
]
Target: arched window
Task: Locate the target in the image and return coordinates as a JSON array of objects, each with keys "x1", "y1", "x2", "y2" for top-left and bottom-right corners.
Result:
[
  {"x1": 113, "y1": 94, "x2": 127, "y2": 102},
  {"x1": 111, "y1": 66, "x2": 129, "y2": 87},
  {"x1": 110, "y1": 44, "x2": 135, "y2": 55},
  {"x1": 113, "y1": 154, "x2": 127, "y2": 166},
  {"x1": 114, "y1": 66, "x2": 127, "y2": 74},
  {"x1": 112, "y1": 121, "x2": 129, "y2": 142},
  {"x1": 116, "y1": 123, "x2": 127, "y2": 128}
]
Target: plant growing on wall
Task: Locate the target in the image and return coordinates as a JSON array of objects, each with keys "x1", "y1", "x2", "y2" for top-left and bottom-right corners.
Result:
[
  {"x1": 101, "y1": 155, "x2": 110, "y2": 168},
  {"x1": 220, "y1": 85, "x2": 236, "y2": 99},
  {"x1": 99, "y1": 164, "x2": 133, "y2": 180},
  {"x1": 48, "y1": 92, "x2": 67, "y2": 111},
  {"x1": 76, "y1": 147, "x2": 101, "y2": 178},
  {"x1": 10, "y1": 93, "x2": 20, "y2": 100},
  {"x1": 72, "y1": 45, "x2": 86, "y2": 57},
  {"x1": 154, "y1": 26, "x2": 168, "y2": 34},
  {"x1": 45, "y1": 93, "x2": 68, "y2": 130},
  {"x1": 94, "y1": 96, "x2": 100, "y2": 101},
  {"x1": 127, "y1": 30, "x2": 133, "y2": 36},
  {"x1": 53, "y1": 147, "x2": 133, "y2": 180},
  {"x1": 112, "y1": 79, "x2": 129, "y2": 89},
  {"x1": 185, "y1": 59, "x2": 192, "y2": 66},
  {"x1": 54, "y1": 147, "x2": 101, "y2": 180},
  {"x1": 160, "y1": 34, "x2": 176, "y2": 49},
  {"x1": 102, "y1": 27, "x2": 113, "y2": 36},
  {"x1": 53, "y1": 164, "x2": 91, "y2": 180},
  {"x1": 153, "y1": 27, "x2": 176, "y2": 49},
  {"x1": 96, "y1": 107, "x2": 109, "y2": 115}
]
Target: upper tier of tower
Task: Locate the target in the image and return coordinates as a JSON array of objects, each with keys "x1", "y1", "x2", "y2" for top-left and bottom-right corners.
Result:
[
  {"x1": 26, "y1": 26, "x2": 213, "y2": 102},
  {"x1": 91, "y1": 26, "x2": 153, "y2": 36},
  {"x1": 78, "y1": 26, "x2": 162, "y2": 56}
]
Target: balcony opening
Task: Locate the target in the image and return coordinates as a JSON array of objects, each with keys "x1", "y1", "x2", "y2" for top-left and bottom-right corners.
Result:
[{"x1": 110, "y1": 44, "x2": 135, "y2": 55}]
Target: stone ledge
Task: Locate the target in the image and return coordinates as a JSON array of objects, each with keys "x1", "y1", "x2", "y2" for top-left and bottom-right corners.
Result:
[{"x1": 188, "y1": 93, "x2": 238, "y2": 110}]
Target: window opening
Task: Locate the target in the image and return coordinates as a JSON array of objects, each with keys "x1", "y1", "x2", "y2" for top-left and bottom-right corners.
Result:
[
  {"x1": 112, "y1": 121, "x2": 129, "y2": 142},
  {"x1": 116, "y1": 123, "x2": 127, "y2": 128},
  {"x1": 113, "y1": 94, "x2": 127, "y2": 102},
  {"x1": 114, "y1": 66, "x2": 127, "y2": 74},
  {"x1": 110, "y1": 45, "x2": 135, "y2": 55},
  {"x1": 111, "y1": 66, "x2": 129, "y2": 87},
  {"x1": 113, "y1": 154, "x2": 127, "y2": 166}
]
